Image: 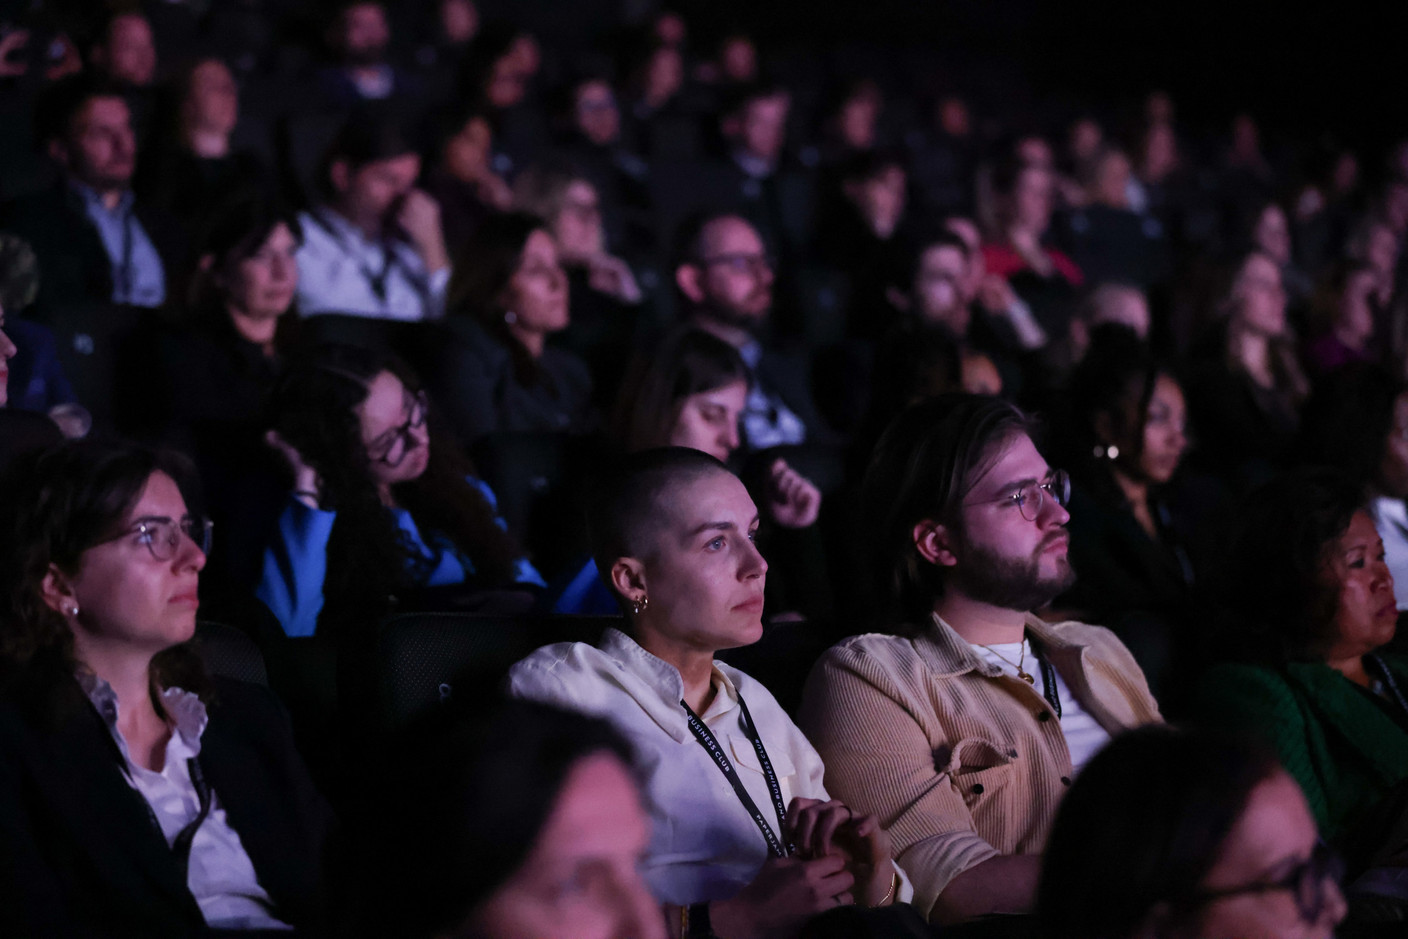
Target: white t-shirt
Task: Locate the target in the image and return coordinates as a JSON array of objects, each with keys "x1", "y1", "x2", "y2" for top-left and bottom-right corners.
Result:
[{"x1": 969, "y1": 639, "x2": 1112, "y2": 775}]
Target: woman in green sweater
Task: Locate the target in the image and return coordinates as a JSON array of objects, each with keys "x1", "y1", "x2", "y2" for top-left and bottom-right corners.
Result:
[{"x1": 1196, "y1": 469, "x2": 1408, "y2": 876}]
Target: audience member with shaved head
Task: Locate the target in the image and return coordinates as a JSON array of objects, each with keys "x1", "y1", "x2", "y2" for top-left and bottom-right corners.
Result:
[{"x1": 510, "y1": 447, "x2": 911, "y2": 938}]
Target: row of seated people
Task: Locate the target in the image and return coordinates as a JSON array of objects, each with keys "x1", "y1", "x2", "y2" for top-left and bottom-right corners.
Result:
[
  {"x1": 8, "y1": 187, "x2": 1408, "y2": 715},
  {"x1": 2, "y1": 398, "x2": 1406, "y2": 936}
]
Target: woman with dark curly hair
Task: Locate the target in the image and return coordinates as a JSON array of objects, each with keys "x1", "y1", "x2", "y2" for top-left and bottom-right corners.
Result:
[
  {"x1": 0, "y1": 440, "x2": 331, "y2": 935},
  {"x1": 1195, "y1": 469, "x2": 1408, "y2": 876},
  {"x1": 256, "y1": 342, "x2": 543, "y2": 638}
]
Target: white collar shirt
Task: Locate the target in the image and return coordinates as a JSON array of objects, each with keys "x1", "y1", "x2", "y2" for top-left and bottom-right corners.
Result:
[
  {"x1": 79, "y1": 674, "x2": 292, "y2": 931},
  {"x1": 1372, "y1": 496, "x2": 1408, "y2": 610},
  {"x1": 295, "y1": 207, "x2": 447, "y2": 321},
  {"x1": 507, "y1": 628, "x2": 830, "y2": 905}
]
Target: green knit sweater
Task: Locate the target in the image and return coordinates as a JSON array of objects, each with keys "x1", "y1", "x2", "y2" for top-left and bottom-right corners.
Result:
[{"x1": 1195, "y1": 655, "x2": 1408, "y2": 840}]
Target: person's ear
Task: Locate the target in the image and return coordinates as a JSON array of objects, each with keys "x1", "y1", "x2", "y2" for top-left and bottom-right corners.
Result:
[
  {"x1": 913, "y1": 519, "x2": 958, "y2": 568},
  {"x1": 41, "y1": 564, "x2": 77, "y2": 616},
  {"x1": 675, "y1": 263, "x2": 706, "y2": 304},
  {"x1": 609, "y1": 557, "x2": 648, "y2": 606}
]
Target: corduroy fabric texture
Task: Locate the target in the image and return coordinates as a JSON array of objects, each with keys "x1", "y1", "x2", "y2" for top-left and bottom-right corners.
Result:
[{"x1": 798, "y1": 612, "x2": 1161, "y2": 918}]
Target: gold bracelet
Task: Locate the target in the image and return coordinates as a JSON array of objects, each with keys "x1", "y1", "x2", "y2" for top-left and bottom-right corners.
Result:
[{"x1": 878, "y1": 870, "x2": 900, "y2": 906}]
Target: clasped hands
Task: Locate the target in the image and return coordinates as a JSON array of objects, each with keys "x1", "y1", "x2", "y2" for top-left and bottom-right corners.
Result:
[{"x1": 712, "y1": 797, "x2": 897, "y2": 939}]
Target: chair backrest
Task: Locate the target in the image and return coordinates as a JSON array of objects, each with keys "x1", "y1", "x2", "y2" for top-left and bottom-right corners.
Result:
[
  {"x1": 196, "y1": 620, "x2": 270, "y2": 686},
  {"x1": 374, "y1": 612, "x2": 622, "y2": 729}
]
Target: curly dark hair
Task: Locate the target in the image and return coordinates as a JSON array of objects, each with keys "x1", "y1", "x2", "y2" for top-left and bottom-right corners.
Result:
[
  {"x1": 266, "y1": 344, "x2": 525, "y2": 637},
  {"x1": 1213, "y1": 468, "x2": 1368, "y2": 664},
  {"x1": 0, "y1": 440, "x2": 212, "y2": 719}
]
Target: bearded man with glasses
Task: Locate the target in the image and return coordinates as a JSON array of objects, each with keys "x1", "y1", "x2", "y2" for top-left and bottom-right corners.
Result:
[{"x1": 798, "y1": 394, "x2": 1161, "y2": 926}]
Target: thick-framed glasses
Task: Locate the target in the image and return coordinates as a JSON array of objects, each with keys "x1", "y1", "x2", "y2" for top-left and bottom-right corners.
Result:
[
  {"x1": 967, "y1": 469, "x2": 1071, "y2": 522},
  {"x1": 368, "y1": 390, "x2": 428, "y2": 467},
  {"x1": 1184, "y1": 841, "x2": 1344, "y2": 926},
  {"x1": 697, "y1": 252, "x2": 774, "y2": 275},
  {"x1": 105, "y1": 516, "x2": 214, "y2": 561}
]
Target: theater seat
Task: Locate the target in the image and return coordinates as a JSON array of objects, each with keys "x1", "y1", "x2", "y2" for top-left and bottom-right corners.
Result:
[
  {"x1": 373, "y1": 612, "x2": 621, "y2": 729},
  {"x1": 195, "y1": 620, "x2": 271, "y2": 686}
]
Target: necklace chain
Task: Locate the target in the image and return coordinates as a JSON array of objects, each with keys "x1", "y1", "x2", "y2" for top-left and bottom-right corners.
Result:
[{"x1": 980, "y1": 637, "x2": 1035, "y2": 684}]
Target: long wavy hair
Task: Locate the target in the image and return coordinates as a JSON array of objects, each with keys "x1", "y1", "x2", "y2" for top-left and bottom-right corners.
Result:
[
  {"x1": 266, "y1": 344, "x2": 524, "y2": 637},
  {"x1": 0, "y1": 441, "x2": 212, "y2": 721}
]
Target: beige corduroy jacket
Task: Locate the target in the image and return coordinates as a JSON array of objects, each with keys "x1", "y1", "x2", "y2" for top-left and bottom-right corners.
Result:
[{"x1": 797, "y1": 612, "x2": 1161, "y2": 918}]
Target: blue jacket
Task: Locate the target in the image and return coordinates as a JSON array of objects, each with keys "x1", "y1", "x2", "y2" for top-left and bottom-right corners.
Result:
[{"x1": 256, "y1": 478, "x2": 544, "y2": 637}]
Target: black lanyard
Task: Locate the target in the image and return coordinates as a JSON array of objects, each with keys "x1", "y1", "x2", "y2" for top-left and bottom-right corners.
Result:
[
  {"x1": 682, "y1": 693, "x2": 791, "y2": 858},
  {"x1": 308, "y1": 210, "x2": 404, "y2": 303},
  {"x1": 1030, "y1": 639, "x2": 1062, "y2": 719},
  {"x1": 99, "y1": 717, "x2": 214, "y2": 882}
]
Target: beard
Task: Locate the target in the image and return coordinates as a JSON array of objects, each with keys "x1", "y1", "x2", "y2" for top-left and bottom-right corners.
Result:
[{"x1": 952, "y1": 528, "x2": 1076, "y2": 612}]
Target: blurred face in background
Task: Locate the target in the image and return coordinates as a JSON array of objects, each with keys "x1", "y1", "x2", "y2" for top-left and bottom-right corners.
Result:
[
  {"x1": 846, "y1": 164, "x2": 906, "y2": 239},
  {"x1": 1011, "y1": 165, "x2": 1054, "y2": 234},
  {"x1": 500, "y1": 229, "x2": 569, "y2": 341},
  {"x1": 0, "y1": 305, "x2": 16, "y2": 407},
  {"x1": 443, "y1": 115, "x2": 493, "y2": 182},
  {"x1": 732, "y1": 93, "x2": 789, "y2": 165},
  {"x1": 57, "y1": 96, "x2": 136, "y2": 192},
  {"x1": 101, "y1": 13, "x2": 156, "y2": 87},
  {"x1": 183, "y1": 59, "x2": 239, "y2": 138},
  {"x1": 336, "y1": 2, "x2": 390, "y2": 67},
  {"x1": 222, "y1": 222, "x2": 299, "y2": 323},
  {"x1": 574, "y1": 80, "x2": 620, "y2": 147},
  {"x1": 913, "y1": 243, "x2": 969, "y2": 334},
  {"x1": 550, "y1": 180, "x2": 605, "y2": 262},
  {"x1": 669, "y1": 379, "x2": 747, "y2": 462},
  {"x1": 1232, "y1": 254, "x2": 1287, "y2": 338},
  {"x1": 1136, "y1": 374, "x2": 1188, "y2": 485}
]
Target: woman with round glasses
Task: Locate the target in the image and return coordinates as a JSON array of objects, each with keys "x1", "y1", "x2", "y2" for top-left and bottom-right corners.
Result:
[
  {"x1": 0, "y1": 440, "x2": 332, "y2": 935},
  {"x1": 256, "y1": 343, "x2": 544, "y2": 638},
  {"x1": 1039, "y1": 725, "x2": 1346, "y2": 939},
  {"x1": 1195, "y1": 470, "x2": 1408, "y2": 900}
]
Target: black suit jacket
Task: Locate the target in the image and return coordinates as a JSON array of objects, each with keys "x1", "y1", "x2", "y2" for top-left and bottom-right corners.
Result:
[
  {"x1": 0, "y1": 674, "x2": 332, "y2": 938},
  {"x1": 0, "y1": 181, "x2": 186, "y2": 316}
]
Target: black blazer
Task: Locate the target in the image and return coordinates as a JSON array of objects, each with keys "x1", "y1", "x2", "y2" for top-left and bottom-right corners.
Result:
[
  {"x1": 0, "y1": 674, "x2": 333, "y2": 938},
  {"x1": 0, "y1": 181, "x2": 186, "y2": 315}
]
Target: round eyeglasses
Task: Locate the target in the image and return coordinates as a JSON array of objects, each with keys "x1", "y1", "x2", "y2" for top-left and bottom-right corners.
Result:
[
  {"x1": 105, "y1": 516, "x2": 214, "y2": 561},
  {"x1": 967, "y1": 469, "x2": 1071, "y2": 522},
  {"x1": 367, "y1": 391, "x2": 429, "y2": 467},
  {"x1": 1184, "y1": 841, "x2": 1344, "y2": 927}
]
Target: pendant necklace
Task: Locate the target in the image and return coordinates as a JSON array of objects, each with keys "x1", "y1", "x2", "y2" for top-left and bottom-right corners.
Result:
[{"x1": 981, "y1": 638, "x2": 1035, "y2": 684}]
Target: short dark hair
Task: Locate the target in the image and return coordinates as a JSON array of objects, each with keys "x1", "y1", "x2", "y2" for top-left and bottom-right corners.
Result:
[
  {"x1": 586, "y1": 447, "x2": 732, "y2": 605},
  {"x1": 351, "y1": 697, "x2": 637, "y2": 938},
  {"x1": 34, "y1": 74, "x2": 126, "y2": 147},
  {"x1": 671, "y1": 210, "x2": 750, "y2": 273},
  {"x1": 1213, "y1": 468, "x2": 1368, "y2": 663},
  {"x1": 318, "y1": 105, "x2": 417, "y2": 199},
  {"x1": 1039, "y1": 725, "x2": 1280, "y2": 939},
  {"x1": 861, "y1": 394, "x2": 1037, "y2": 631},
  {"x1": 893, "y1": 228, "x2": 970, "y2": 294},
  {"x1": 720, "y1": 80, "x2": 786, "y2": 120}
]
